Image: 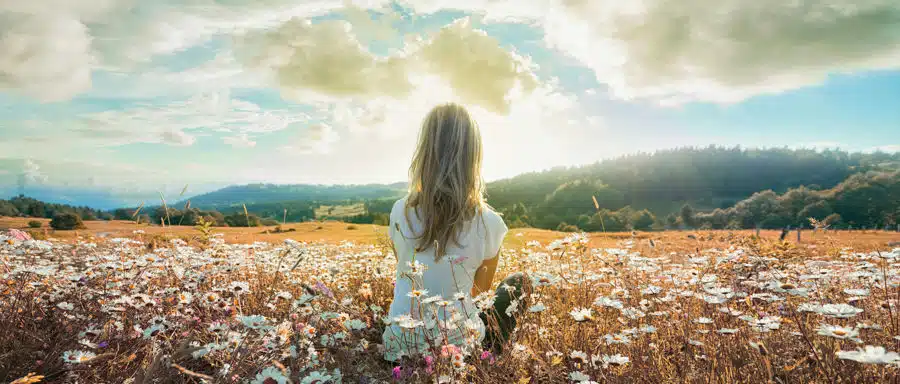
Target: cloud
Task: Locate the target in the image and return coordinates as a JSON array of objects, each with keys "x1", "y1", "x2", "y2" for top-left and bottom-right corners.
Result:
[
  {"x1": 416, "y1": 18, "x2": 538, "y2": 114},
  {"x1": 160, "y1": 129, "x2": 196, "y2": 146},
  {"x1": 74, "y1": 92, "x2": 308, "y2": 146},
  {"x1": 868, "y1": 144, "x2": 900, "y2": 153},
  {"x1": 401, "y1": 0, "x2": 900, "y2": 104},
  {"x1": 223, "y1": 133, "x2": 257, "y2": 148},
  {"x1": 236, "y1": 16, "x2": 541, "y2": 114},
  {"x1": 0, "y1": 13, "x2": 94, "y2": 102},
  {"x1": 236, "y1": 18, "x2": 413, "y2": 100},
  {"x1": 22, "y1": 159, "x2": 47, "y2": 183},
  {"x1": 279, "y1": 123, "x2": 340, "y2": 155}
]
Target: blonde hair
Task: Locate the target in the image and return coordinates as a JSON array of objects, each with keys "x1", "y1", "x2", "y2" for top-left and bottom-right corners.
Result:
[{"x1": 406, "y1": 103, "x2": 486, "y2": 261}]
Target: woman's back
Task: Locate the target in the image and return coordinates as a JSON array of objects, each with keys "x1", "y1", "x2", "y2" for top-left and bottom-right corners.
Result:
[{"x1": 387, "y1": 196, "x2": 507, "y2": 317}]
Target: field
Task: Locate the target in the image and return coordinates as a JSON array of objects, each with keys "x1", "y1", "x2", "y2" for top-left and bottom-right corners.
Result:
[
  {"x1": 2, "y1": 218, "x2": 900, "y2": 383},
  {"x1": 314, "y1": 204, "x2": 367, "y2": 220}
]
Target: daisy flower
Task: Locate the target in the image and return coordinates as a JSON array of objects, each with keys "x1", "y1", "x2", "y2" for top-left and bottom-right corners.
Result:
[
  {"x1": 251, "y1": 366, "x2": 290, "y2": 384},
  {"x1": 837, "y1": 346, "x2": 900, "y2": 364},
  {"x1": 570, "y1": 307, "x2": 593, "y2": 322}
]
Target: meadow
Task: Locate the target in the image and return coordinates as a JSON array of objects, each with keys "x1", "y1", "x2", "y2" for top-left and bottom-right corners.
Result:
[{"x1": 2, "y1": 218, "x2": 900, "y2": 383}]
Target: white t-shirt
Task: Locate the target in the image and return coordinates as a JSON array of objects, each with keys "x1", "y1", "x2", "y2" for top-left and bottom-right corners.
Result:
[{"x1": 381, "y1": 195, "x2": 508, "y2": 361}]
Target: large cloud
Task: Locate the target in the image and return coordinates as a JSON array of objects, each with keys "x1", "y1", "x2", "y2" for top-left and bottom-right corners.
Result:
[
  {"x1": 400, "y1": 0, "x2": 900, "y2": 104},
  {"x1": 236, "y1": 16, "x2": 539, "y2": 113},
  {"x1": 0, "y1": 13, "x2": 94, "y2": 102},
  {"x1": 235, "y1": 18, "x2": 414, "y2": 99},
  {"x1": 416, "y1": 18, "x2": 537, "y2": 114}
]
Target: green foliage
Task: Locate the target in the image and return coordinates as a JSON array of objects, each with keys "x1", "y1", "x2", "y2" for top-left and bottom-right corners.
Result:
[
  {"x1": 224, "y1": 212, "x2": 261, "y2": 227},
  {"x1": 694, "y1": 171, "x2": 899, "y2": 229},
  {"x1": 0, "y1": 195, "x2": 103, "y2": 221},
  {"x1": 27, "y1": 220, "x2": 42, "y2": 228},
  {"x1": 50, "y1": 212, "x2": 86, "y2": 230}
]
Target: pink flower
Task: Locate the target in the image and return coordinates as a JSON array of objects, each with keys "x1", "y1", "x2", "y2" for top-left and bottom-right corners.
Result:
[
  {"x1": 440, "y1": 344, "x2": 461, "y2": 358},
  {"x1": 392, "y1": 366, "x2": 403, "y2": 380},
  {"x1": 7, "y1": 229, "x2": 31, "y2": 241},
  {"x1": 480, "y1": 350, "x2": 495, "y2": 364},
  {"x1": 424, "y1": 355, "x2": 434, "y2": 373},
  {"x1": 451, "y1": 255, "x2": 469, "y2": 265}
]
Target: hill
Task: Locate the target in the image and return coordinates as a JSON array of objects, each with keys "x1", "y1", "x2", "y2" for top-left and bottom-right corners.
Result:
[
  {"x1": 485, "y1": 146, "x2": 900, "y2": 229},
  {"x1": 185, "y1": 182, "x2": 407, "y2": 209}
]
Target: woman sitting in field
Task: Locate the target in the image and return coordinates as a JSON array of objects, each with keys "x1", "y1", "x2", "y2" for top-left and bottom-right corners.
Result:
[{"x1": 381, "y1": 103, "x2": 529, "y2": 363}]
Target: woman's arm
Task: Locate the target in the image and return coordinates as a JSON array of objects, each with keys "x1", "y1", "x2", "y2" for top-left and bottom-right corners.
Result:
[{"x1": 471, "y1": 248, "x2": 500, "y2": 296}]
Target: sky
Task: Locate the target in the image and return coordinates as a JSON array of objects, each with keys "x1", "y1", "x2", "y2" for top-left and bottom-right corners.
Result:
[{"x1": 1, "y1": 0, "x2": 899, "y2": 205}]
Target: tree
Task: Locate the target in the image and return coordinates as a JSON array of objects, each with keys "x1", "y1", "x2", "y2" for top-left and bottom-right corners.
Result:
[
  {"x1": 224, "y1": 212, "x2": 261, "y2": 227},
  {"x1": 680, "y1": 204, "x2": 696, "y2": 229},
  {"x1": 50, "y1": 213, "x2": 86, "y2": 230},
  {"x1": 632, "y1": 209, "x2": 656, "y2": 231}
]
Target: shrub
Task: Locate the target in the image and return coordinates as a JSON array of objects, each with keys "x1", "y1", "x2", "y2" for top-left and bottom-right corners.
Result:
[
  {"x1": 27, "y1": 220, "x2": 42, "y2": 228},
  {"x1": 346, "y1": 225, "x2": 358, "y2": 230},
  {"x1": 50, "y1": 213, "x2": 86, "y2": 230}
]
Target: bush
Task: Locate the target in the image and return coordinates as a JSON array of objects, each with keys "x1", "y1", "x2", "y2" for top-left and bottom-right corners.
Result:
[
  {"x1": 346, "y1": 225, "x2": 358, "y2": 230},
  {"x1": 50, "y1": 213, "x2": 86, "y2": 230},
  {"x1": 27, "y1": 220, "x2": 42, "y2": 228}
]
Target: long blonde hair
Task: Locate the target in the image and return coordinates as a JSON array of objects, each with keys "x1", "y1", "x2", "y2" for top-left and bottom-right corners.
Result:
[{"x1": 406, "y1": 103, "x2": 486, "y2": 261}]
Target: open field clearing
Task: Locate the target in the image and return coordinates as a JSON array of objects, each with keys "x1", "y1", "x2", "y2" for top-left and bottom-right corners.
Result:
[
  {"x1": 314, "y1": 204, "x2": 367, "y2": 219},
  {"x1": 2, "y1": 219, "x2": 900, "y2": 383}
]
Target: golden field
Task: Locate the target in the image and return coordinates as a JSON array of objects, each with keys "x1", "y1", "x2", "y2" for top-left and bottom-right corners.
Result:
[{"x1": 2, "y1": 216, "x2": 900, "y2": 383}]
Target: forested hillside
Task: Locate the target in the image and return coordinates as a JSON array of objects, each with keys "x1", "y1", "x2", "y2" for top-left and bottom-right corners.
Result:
[{"x1": 486, "y1": 147, "x2": 898, "y2": 225}]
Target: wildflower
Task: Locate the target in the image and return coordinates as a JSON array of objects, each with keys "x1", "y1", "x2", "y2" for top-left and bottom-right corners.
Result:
[
  {"x1": 717, "y1": 328, "x2": 739, "y2": 335},
  {"x1": 505, "y1": 299, "x2": 520, "y2": 316},
  {"x1": 569, "y1": 371, "x2": 591, "y2": 382},
  {"x1": 694, "y1": 317, "x2": 713, "y2": 325},
  {"x1": 844, "y1": 288, "x2": 870, "y2": 296},
  {"x1": 251, "y1": 367, "x2": 290, "y2": 384},
  {"x1": 817, "y1": 303, "x2": 863, "y2": 318},
  {"x1": 394, "y1": 315, "x2": 424, "y2": 329},
  {"x1": 407, "y1": 289, "x2": 428, "y2": 299},
  {"x1": 570, "y1": 307, "x2": 593, "y2": 322},
  {"x1": 570, "y1": 350, "x2": 588, "y2": 364},
  {"x1": 601, "y1": 354, "x2": 630, "y2": 368},
  {"x1": 238, "y1": 315, "x2": 271, "y2": 331},
  {"x1": 593, "y1": 296, "x2": 624, "y2": 310},
  {"x1": 228, "y1": 281, "x2": 250, "y2": 295},
  {"x1": 57, "y1": 302, "x2": 74, "y2": 311},
  {"x1": 837, "y1": 346, "x2": 900, "y2": 364},
  {"x1": 300, "y1": 370, "x2": 334, "y2": 384},
  {"x1": 817, "y1": 324, "x2": 861, "y2": 342},
  {"x1": 62, "y1": 350, "x2": 96, "y2": 364},
  {"x1": 604, "y1": 333, "x2": 631, "y2": 345},
  {"x1": 142, "y1": 324, "x2": 165, "y2": 339},
  {"x1": 529, "y1": 302, "x2": 547, "y2": 313}
]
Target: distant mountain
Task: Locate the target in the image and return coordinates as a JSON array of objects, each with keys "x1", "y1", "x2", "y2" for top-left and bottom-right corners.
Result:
[{"x1": 184, "y1": 182, "x2": 408, "y2": 210}]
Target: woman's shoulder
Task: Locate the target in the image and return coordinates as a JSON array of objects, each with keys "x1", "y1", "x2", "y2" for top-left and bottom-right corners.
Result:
[
  {"x1": 390, "y1": 195, "x2": 411, "y2": 221},
  {"x1": 479, "y1": 204, "x2": 507, "y2": 232}
]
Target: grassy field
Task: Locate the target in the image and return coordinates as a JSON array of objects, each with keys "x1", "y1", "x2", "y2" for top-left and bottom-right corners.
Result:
[
  {"x1": 313, "y1": 203, "x2": 366, "y2": 219},
  {"x1": 2, "y1": 217, "x2": 900, "y2": 383}
]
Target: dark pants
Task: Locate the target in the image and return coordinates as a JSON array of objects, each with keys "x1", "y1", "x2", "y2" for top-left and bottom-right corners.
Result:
[{"x1": 479, "y1": 272, "x2": 529, "y2": 352}]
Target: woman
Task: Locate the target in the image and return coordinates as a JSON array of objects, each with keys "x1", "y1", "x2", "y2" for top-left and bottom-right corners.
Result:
[{"x1": 381, "y1": 103, "x2": 527, "y2": 363}]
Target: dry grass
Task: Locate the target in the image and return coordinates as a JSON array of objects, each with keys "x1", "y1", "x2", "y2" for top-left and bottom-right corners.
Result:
[
  {"x1": 314, "y1": 203, "x2": 366, "y2": 219},
  {"x1": 1, "y1": 218, "x2": 900, "y2": 383}
]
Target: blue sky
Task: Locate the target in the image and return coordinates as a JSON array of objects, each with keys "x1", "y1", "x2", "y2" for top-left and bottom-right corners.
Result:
[{"x1": 1, "y1": 0, "x2": 899, "y2": 205}]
